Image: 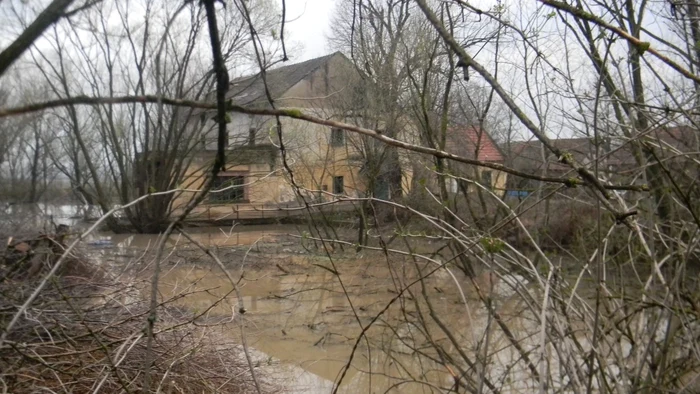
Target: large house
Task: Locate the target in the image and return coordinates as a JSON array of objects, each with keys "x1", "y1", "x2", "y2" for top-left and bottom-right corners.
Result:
[
  {"x1": 168, "y1": 53, "x2": 513, "y2": 221},
  {"x1": 172, "y1": 52, "x2": 415, "y2": 221}
]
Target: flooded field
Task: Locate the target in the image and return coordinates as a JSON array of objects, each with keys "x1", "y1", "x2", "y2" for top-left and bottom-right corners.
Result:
[
  {"x1": 156, "y1": 255, "x2": 471, "y2": 393},
  {"x1": 5, "y1": 204, "x2": 696, "y2": 393},
  {"x1": 77, "y1": 224, "x2": 496, "y2": 393},
  {"x1": 76, "y1": 223, "x2": 538, "y2": 393}
]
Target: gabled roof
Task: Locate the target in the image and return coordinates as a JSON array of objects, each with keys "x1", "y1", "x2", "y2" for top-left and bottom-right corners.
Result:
[
  {"x1": 227, "y1": 52, "x2": 344, "y2": 106},
  {"x1": 446, "y1": 126, "x2": 504, "y2": 163},
  {"x1": 507, "y1": 137, "x2": 599, "y2": 172},
  {"x1": 644, "y1": 126, "x2": 698, "y2": 153},
  {"x1": 506, "y1": 126, "x2": 698, "y2": 174}
]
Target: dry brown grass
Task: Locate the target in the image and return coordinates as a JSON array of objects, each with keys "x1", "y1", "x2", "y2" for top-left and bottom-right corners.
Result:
[{"x1": 1, "y1": 228, "x2": 268, "y2": 393}]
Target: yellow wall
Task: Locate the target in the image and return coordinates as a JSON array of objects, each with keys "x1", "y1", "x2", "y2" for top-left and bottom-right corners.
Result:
[
  {"x1": 172, "y1": 115, "x2": 373, "y2": 219},
  {"x1": 171, "y1": 148, "x2": 292, "y2": 219},
  {"x1": 413, "y1": 154, "x2": 508, "y2": 198},
  {"x1": 477, "y1": 167, "x2": 508, "y2": 194},
  {"x1": 281, "y1": 116, "x2": 366, "y2": 201}
]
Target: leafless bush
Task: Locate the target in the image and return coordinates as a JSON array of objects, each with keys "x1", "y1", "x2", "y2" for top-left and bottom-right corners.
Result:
[
  {"x1": 506, "y1": 199, "x2": 602, "y2": 252},
  {"x1": 308, "y1": 207, "x2": 700, "y2": 393}
]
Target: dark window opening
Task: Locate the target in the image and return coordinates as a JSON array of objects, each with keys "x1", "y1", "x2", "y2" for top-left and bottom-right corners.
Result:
[
  {"x1": 375, "y1": 177, "x2": 390, "y2": 200},
  {"x1": 249, "y1": 128, "x2": 257, "y2": 146},
  {"x1": 333, "y1": 176, "x2": 344, "y2": 194},
  {"x1": 481, "y1": 171, "x2": 493, "y2": 188},
  {"x1": 143, "y1": 160, "x2": 162, "y2": 181},
  {"x1": 210, "y1": 175, "x2": 246, "y2": 202},
  {"x1": 448, "y1": 178, "x2": 459, "y2": 194},
  {"x1": 331, "y1": 128, "x2": 345, "y2": 147},
  {"x1": 135, "y1": 158, "x2": 164, "y2": 195}
]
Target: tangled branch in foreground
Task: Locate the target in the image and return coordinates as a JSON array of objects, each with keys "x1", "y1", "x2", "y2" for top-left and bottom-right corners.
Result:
[{"x1": 0, "y1": 228, "x2": 268, "y2": 393}]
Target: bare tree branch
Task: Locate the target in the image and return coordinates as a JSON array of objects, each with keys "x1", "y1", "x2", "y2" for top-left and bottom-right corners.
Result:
[
  {"x1": 0, "y1": 0, "x2": 75, "y2": 77},
  {"x1": 0, "y1": 94, "x2": 649, "y2": 193},
  {"x1": 540, "y1": 0, "x2": 700, "y2": 85}
]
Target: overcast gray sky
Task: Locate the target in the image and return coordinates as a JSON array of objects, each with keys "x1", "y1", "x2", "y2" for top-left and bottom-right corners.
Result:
[{"x1": 283, "y1": 0, "x2": 336, "y2": 61}]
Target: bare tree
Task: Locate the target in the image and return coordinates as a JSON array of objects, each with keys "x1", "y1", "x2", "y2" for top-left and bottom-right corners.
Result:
[
  {"x1": 1, "y1": 0, "x2": 699, "y2": 393},
  {"x1": 21, "y1": 0, "x2": 278, "y2": 232}
]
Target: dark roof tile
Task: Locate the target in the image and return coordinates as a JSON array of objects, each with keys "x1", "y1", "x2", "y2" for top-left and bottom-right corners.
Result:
[
  {"x1": 505, "y1": 126, "x2": 699, "y2": 173},
  {"x1": 228, "y1": 52, "x2": 341, "y2": 106}
]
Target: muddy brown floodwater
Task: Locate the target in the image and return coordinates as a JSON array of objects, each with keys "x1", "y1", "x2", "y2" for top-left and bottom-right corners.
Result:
[
  {"x1": 85, "y1": 225, "x2": 515, "y2": 393},
  {"x1": 157, "y1": 255, "x2": 471, "y2": 393}
]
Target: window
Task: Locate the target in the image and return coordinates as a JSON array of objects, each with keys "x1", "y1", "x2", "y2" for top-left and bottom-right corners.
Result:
[
  {"x1": 333, "y1": 176, "x2": 344, "y2": 194},
  {"x1": 248, "y1": 128, "x2": 257, "y2": 146},
  {"x1": 481, "y1": 171, "x2": 493, "y2": 188},
  {"x1": 448, "y1": 178, "x2": 459, "y2": 193},
  {"x1": 136, "y1": 157, "x2": 163, "y2": 193},
  {"x1": 210, "y1": 175, "x2": 246, "y2": 202},
  {"x1": 330, "y1": 128, "x2": 345, "y2": 147},
  {"x1": 375, "y1": 177, "x2": 390, "y2": 200}
]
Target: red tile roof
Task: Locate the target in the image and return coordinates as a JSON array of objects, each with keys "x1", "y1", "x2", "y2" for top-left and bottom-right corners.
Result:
[{"x1": 446, "y1": 126, "x2": 504, "y2": 163}]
